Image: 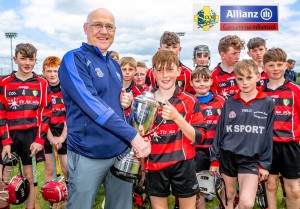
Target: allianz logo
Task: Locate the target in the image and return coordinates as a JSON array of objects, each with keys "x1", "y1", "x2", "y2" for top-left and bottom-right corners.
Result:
[{"x1": 226, "y1": 8, "x2": 272, "y2": 21}]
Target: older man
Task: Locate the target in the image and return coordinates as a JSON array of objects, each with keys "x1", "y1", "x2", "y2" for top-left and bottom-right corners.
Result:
[{"x1": 58, "y1": 8, "x2": 151, "y2": 209}]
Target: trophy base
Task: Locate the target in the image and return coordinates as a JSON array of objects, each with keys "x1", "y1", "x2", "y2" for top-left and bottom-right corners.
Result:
[{"x1": 110, "y1": 166, "x2": 137, "y2": 183}]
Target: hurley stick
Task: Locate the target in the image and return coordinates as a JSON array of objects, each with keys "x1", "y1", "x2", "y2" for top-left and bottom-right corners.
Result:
[{"x1": 32, "y1": 154, "x2": 41, "y2": 209}]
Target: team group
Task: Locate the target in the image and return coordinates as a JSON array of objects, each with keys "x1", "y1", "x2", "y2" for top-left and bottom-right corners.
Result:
[
  {"x1": 116, "y1": 31, "x2": 299, "y2": 209},
  {"x1": 0, "y1": 7, "x2": 299, "y2": 209}
]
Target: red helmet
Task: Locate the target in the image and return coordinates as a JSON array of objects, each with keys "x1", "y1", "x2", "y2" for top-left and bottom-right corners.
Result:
[
  {"x1": 41, "y1": 180, "x2": 68, "y2": 203},
  {"x1": 3, "y1": 174, "x2": 30, "y2": 205},
  {"x1": 1, "y1": 152, "x2": 30, "y2": 205}
]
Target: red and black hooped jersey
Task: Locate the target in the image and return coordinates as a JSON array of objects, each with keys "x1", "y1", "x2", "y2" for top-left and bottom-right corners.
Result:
[
  {"x1": 0, "y1": 95, "x2": 12, "y2": 146},
  {"x1": 257, "y1": 71, "x2": 269, "y2": 90},
  {"x1": 263, "y1": 79, "x2": 300, "y2": 143},
  {"x1": 211, "y1": 64, "x2": 239, "y2": 99},
  {"x1": 145, "y1": 86, "x2": 205, "y2": 171},
  {"x1": 146, "y1": 62, "x2": 194, "y2": 93},
  {"x1": 196, "y1": 94, "x2": 225, "y2": 149},
  {"x1": 49, "y1": 84, "x2": 66, "y2": 129},
  {"x1": 1, "y1": 73, "x2": 52, "y2": 145}
]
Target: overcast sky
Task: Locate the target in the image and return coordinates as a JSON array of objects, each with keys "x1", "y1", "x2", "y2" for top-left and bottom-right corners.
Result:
[{"x1": 1, "y1": 0, "x2": 300, "y2": 75}]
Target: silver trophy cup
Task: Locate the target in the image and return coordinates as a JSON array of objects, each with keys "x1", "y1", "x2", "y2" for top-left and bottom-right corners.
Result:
[{"x1": 111, "y1": 90, "x2": 159, "y2": 182}]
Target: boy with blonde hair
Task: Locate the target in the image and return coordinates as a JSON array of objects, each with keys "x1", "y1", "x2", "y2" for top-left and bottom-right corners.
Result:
[
  {"x1": 134, "y1": 61, "x2": 148, "y2": 87},
  {"x1": 263, "y1": 48, "x2": 300, "y2": 209},
  {"x1": 210, "y1": 59, "x2": 274, "y2": 209}
]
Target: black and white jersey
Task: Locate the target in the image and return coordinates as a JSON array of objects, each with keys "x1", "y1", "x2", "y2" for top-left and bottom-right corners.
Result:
[{"x1": 211, "y1": 91, "x2": 275, "y2": 169}]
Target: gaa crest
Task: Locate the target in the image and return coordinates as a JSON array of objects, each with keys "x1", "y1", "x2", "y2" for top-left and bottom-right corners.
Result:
[{"x1": 194, "y1": 6, "x2": 219, "y2": 31}]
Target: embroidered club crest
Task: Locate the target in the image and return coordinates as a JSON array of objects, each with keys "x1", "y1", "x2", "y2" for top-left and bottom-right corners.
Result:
[
  {"x1": 229, "y1": 111, "x2": 236, "y2": 118},
  {"x1": 177, "y1": 81, "x2": 183, "y2": 87},
  {"x1": 32, "y1": 90, "x2": 38, "y2": 96},
  {"x1": 283, "y1": 99, "x2": 290, "y2": 106},
  {"x1": 95, "y1": 68, "x2": 104, "y2": 77}
]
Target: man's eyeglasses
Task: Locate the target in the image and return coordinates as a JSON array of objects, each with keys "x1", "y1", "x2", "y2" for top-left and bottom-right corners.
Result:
[
  {"x1": 89, "y1": 23, "x2": 116, "y2": 32},
  {"x1": 134, "y1": 73, "x2": 146, "y2": 77}
]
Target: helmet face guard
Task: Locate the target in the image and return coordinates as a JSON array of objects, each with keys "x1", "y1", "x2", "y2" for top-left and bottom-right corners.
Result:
[
  {"x1": 196, "y1": 170, "x2": 223, "y2": 195},
  {"x1": 193, "y1": 45, "x2": 210, "y2": 58},
  {"x1": 196, "y1": 170, "x2": 227, "y2": 208},
  {"x1": 193, "y1": 45, "x2": 211, "y2": 67},
  {"x1": 1, "y1": 153, "x2": 30, "y2": 205},
  {"x1": 41, "y1": 179, "x2": 68, "y2": 203}
]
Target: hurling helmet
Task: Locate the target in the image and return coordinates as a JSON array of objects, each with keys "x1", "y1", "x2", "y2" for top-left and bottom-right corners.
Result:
[
  {"x1": 41, "y1": 179, "x2": 68, "y2": 203},
  {"x1": 2, "y1": 153, "x2": 30, "y2": 205},
  {"x1": 196, "y1": 170, "x2": 223, "y2": 195}
]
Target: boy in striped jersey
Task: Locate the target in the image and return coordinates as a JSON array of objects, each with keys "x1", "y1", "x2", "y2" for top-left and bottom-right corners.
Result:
[
  {"x1": 211, "y1": 35, "x2": 245, "y2": 99},
  {"x1": 144, "y1": 50, "x2": 205, "y2": 209},
  {"x1": 246, "y1": 37, "x2": 269, "y2": 89},
  {"x1": 263, "y1": 48, "x2": 300, "y2": 209},
  {"x1": 190, "y1": 67, "x2": 225, "y2": 209},
  {"x1": 146, "y1": 31, "x2": 193, "y2": 93},
  {"x1": 42, "y1": 56, "x2": 68, "y2": 184},
  {"x1": 1, "y1": 43, "x2": 52, "y2": 209}
]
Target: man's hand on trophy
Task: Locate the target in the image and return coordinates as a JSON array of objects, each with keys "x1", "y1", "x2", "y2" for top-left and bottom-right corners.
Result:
[
  {"x1": 120, "y1": 88, "x2": 133, "y2": 109},
  {"x1": 131, "y1": 134, "x2": 151, "y2": 158},
  {"x1": 161, "y1": 101, "x2": 180, "y2": 121}
]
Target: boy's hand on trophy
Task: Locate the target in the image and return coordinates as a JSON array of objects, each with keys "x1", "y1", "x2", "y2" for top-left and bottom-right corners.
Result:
[
  {"x1": 120, "y1": 88, "x2": 133, "y2": 109},
  {"x1": 162, "y1": 101, "x2": 180, "y2": 121},
  {"x1": 131, "y1": 134, "x2": 151, "y2": 158}
]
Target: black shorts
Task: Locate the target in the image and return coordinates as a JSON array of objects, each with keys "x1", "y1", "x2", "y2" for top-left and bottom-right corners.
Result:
[
  {"x1": 194, "y1": 148, "x2": 211, "y2": 173},
  {"x1": 44, "y1": 128, "x2": 67, "y2": 155},
  {"x1": 269, "y1": 141, "x2": 300, "y2": 179},
  {"x1": 145, "y1": 158, "x2": 199, "y2": 198},
  {"x1": 2, "y1": 128, "x2": 44, "y2": 165},
  {"x1": 220, "y1": 149, "x2": 259, "y2": 177}
]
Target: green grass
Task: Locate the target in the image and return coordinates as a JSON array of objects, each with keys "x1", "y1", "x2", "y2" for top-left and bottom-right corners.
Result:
[{"x1": 9, "y1": 162, "x2": 286, "y2": 209}]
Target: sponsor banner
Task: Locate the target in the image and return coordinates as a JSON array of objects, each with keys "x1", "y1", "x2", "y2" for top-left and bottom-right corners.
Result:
[{"x1": 193, "y1": 4, "x2": 278, "y2": 32}]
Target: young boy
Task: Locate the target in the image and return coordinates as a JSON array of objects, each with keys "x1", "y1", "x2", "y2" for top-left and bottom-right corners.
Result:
[
  {"x1": 42, "y1": 56, "x2": 68, "y2": 184},
  {"x1": 210, "y1": 59, "x2": 274, "y2": 209},
  {"x1": 0, "y1": 86, "x2": 11, "y2": 209},
  {"x1": 247, "y1": 37, "x2": 269, "y2": 88},
  {"x1": 193, "y1": 45, "x2": 211, "y2": 68},
  {"x1": 110, "y1": 51, "x2": 120, "y2": 62},
  {"x1": 1, "y1": 43, "x2": 52, "y2": 209},
  {"x1": 211, "y1": 35, "x2": 245, "y2": 99},
  {"x1": 120, "y1": 57, "x2": 149, "y2": 118},
  {"x1": 262, "y1": 48, "x2": 300, "y2": 209},
  {"x1": 134, "y1": 61, "x2": 148, "y2": 87},
  {"x1": 144, "y1": 50, "x2": 205, "y2": 209},
  {"x1": 120, "y1": 57, "x2": 137, "y2": 93},
  {"x1": 190, "y1": 67, "x2": 225, "y2": 209},
  {"x1": 146, "y1": 31, "x2": 193, "y2": 93}
]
